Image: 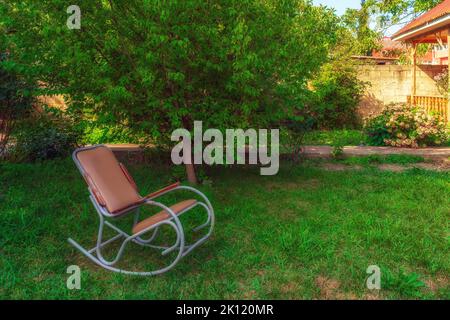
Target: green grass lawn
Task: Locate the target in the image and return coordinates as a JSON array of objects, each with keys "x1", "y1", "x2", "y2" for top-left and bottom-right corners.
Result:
[
  {"x1": 338, "y1": 154, "x2": 426, "y2": 166},
  {"x1": 302, "y1": 129, "x2": 450, "y2": 147},
  {"x1": 0, "y1": 159, "x2": 449, "y2": 299},
  {"x1": 302, "y1": 130, "x2": 368, "y2": 146}
]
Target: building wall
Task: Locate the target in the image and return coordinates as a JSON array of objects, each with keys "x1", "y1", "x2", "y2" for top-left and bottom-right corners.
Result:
[{"x1": 356, "y1": 64, "x2": 446, "y2": 118}]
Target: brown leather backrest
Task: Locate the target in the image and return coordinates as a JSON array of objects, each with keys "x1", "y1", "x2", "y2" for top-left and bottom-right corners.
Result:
[{"x1": 75, "y1": 146, "x2": 142, "y2": 213}]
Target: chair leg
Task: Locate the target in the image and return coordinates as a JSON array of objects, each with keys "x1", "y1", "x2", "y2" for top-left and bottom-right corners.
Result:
[
  {"x1": 68, "y1": 195, "x2": 214, "y2": 276},
  {"x1": 179, "y1": 201, "x2": 215, "y2": 256},
  {"x1": 133, "y1": 201, "x2": 214, "y2": 253},
  {"x1": 68, "y1": 213, "x2": 186, "y2": 276},
  {"x1": 68, "y1": 236, "x2": 182, "y2": 276}
]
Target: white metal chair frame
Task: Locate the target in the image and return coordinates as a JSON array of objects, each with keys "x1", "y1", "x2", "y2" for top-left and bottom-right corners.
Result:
[{"x1": 68, "y1": 145, "x2": 215, "y2": 276}]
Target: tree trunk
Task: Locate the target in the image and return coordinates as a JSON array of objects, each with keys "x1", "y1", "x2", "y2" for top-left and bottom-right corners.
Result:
[
  {"x1": 185, "y1": 162, "x2": 198, "y2": 185},
  {"x1": 181, "y1": 136, "x2": 197, "y2": 185},
  {"x1": 0, "y1": 105, "x2": 14, "y2": 156},
  {"x1": 180, "y1": 118, "x2": 198, "y2": 185}
]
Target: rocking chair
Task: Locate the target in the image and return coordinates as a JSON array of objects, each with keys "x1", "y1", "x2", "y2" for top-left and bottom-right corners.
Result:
[{"x1": 68, "y1": 145, "x2": 215, "y2": 276}]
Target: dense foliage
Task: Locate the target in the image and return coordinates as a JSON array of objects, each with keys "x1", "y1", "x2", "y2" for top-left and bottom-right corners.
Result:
[
  {"x1": 311, "y1": 62, "x2": 367, "y2": 129},
  {"x1": 341, "y1": 5, "x2": 381, "y2": 56},
  {"x1": 364, "y1": 103, "x2": 448, "y2": 147},
  {"x1": 280, "y1": 116, "x2": 315, "y2": 162},
  {"x1": 0, "y1": 0, "x2": 338, "y2": 147},
  {"x1": 81, "y1": 124, "x2": 142, "y2": 145},
  {"x1": 10, "y1": 114, "x2": 80, "y2": 162},
  {"x1": 365, "y1": 0, "x2": 442, "y2": 32},
  {"x1": 0, "y1": 58, "x2": 34, "y2": 155},
  {"x1": 338, "y1": 0, "x2": 442, "y2": 59},
  {"x1": 308, "y1": 16, "x2": 369, "y2": 130}
]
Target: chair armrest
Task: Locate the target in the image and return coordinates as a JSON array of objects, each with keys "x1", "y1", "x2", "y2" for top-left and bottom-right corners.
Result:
[{"x1": 144, "y1": 182, "x2": 181, "y2": 200}]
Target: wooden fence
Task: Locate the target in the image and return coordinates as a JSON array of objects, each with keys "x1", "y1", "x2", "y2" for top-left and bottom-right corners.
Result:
[{"x1": 407, "y1": 95, "x2": 448, "y2": 123}]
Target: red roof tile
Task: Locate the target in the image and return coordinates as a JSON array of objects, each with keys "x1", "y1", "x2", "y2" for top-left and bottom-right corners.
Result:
[{"x1": 393, "y1": 0, "x2": 450, "y2": 38}]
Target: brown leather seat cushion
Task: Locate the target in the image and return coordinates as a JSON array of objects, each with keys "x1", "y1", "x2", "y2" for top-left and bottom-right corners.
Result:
[
  {"x1": 132, "y1": 199, "x2": 197, "y2": 234},
  {"x1": 76, "y1": 146, "x2": 142, "y2": 213}
]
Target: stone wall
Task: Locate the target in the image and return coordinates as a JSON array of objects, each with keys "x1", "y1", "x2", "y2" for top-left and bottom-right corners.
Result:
[{"x1": 356, "y1": 64, "x2": 446, "y2": 118}]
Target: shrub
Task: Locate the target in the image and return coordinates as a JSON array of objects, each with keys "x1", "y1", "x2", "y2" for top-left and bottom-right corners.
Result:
[
  {"x1": 10, "y1": 114, "x2": 80, "y2": 162},
  {"x1": 311, "y1": 62, "x2": 367, "y2": 129},
  {"x1": 81, "y1": 124, "x2": 143, "y2": 145},
  {"x1": 382, "y1": 268, "x2": 426, "y2": 299},
  {"x1": 280, "y1": 117, "x2": 315, "y2": 162},
  {"x1": 331, "y1": 139, "x2": 345, "y2": 159},
  {"x1": 0, "y1": 60, "x2": 35, "y2": 156},
  {"x1": 363, "y1": 114, "x2": 391, "y2": 146},
  {"x1": 302, "y1": 129, "x2": 367, "y2": 146},
  {"x1": 2, "y1": 0, "x2": 339, "y2": 147},
  {"x1": 364, "y1": 103, "x2": 448, "y2": 148}
]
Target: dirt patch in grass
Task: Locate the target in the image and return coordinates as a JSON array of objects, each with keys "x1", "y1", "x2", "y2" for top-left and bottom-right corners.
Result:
[
  {"x1": 364, "y1": 292, "x2": 381, "y2": 300},
  {"x1": 281, "y1": 282, "x2": 299, "y2": 295},
  {"x1": 237, "y1": 278, "x2": 259, "y2": 299},
  {"x1": 377, "y1": 164, "x2": 407, "y2": 172},
  {"x1": 424, "y1": 275, "x2": 449, "y2": 293},
  {"x1": 299, "y1": 178, "x2": 321, "y2": 189},
  {"x1": 266, "y1": 182, "x2": 301, "y2": 191},
  {"x1": 411, "y1": 162, "x2": 450, "y2": 172},
  {"x1": 315, "y1": 276, "x2": 340, "y2": 299},
  {"x1": 377, "y1": 162, "x2": 450, "y2": 172},
  {"x1": 321, "y1": 163, "x2": 363, "y2": 171},
  {"x1": 315, "y1": 276, "x2": 358, "y2": 300},
  {"x1": 277, "y1": 207, "x2": 308, "y2": 221},
  {"x1": 242, "y1": 289, "x2": 257, "y2": 299},
  {"x1": 317, "y1": 156, "x2": 450, "y2": 172},
  {"x1": 266, "y1": 179, "x2": 321, "y2": 192}
]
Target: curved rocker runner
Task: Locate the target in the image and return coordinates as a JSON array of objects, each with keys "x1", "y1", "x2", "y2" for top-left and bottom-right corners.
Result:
[{"x1": 68, "y1": 145, "x2": 215, "y2": 276}]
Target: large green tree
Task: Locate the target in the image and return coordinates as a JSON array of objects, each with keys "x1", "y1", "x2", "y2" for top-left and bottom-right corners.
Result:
[
  {"x1": 341, "y1": 6, "x2": 381, "y2": 56},
  {"x1": 339, "y1": 0, "x2": 443, "y2": 54},
  {"x1": 0, "y1": 0, "x2": 338, "y2": 181},
  {"x1": 1, "y1": 0, "x2": 337, "y2": 135},
  {"x1": 366, "y1": 0, "x2": 443, "y2": 32}
]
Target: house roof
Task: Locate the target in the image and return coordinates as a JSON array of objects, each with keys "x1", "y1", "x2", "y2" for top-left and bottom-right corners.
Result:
[
  {"x1": 392, "y1": 0, "x2": 450, "y2": 40},
  {"x1": 371, "y1": 37, "x2": 406, "y2": 59},
  {"x1": 380, "y1": 36, "x2": 405, "y2": 51}
]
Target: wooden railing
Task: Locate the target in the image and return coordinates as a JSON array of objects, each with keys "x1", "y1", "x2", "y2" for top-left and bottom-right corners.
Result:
[{"x1": 407, "y1": 95, "x2": 448, "y2": 123}]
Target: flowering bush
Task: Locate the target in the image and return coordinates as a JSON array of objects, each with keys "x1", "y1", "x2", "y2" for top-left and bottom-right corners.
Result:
[{"x1": 364, "y1": 103, "x2": 448, "y2": 148}]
